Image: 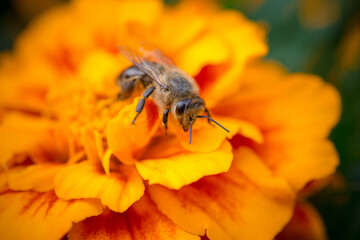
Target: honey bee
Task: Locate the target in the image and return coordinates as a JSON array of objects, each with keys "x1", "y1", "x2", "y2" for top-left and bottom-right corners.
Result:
[{"x1": 116, "y1": 46, "x2": 229, "y2": 144}]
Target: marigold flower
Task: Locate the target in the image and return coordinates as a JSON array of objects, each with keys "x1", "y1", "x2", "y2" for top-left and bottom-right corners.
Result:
[{"x1": 0, "y1": 0, "x2": 340, "y2": 239}]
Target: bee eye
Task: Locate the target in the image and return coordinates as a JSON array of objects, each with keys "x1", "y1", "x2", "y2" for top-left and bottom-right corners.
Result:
[{"x1": 175, "y1": 99, "x2": 190, "y2": 115}]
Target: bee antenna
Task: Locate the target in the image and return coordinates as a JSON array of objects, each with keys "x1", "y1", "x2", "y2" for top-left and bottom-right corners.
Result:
[
  {"x1": 197, "y1": 116, "x2": 230, "y2": 133},
  {"x1": 189, "y1": 118, "x2": 193, "y2": 144}
]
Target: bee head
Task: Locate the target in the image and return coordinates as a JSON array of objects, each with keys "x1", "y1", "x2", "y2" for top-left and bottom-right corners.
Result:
[{"x1": 174, "y1": 97, "x2": 205, "y2": 132}]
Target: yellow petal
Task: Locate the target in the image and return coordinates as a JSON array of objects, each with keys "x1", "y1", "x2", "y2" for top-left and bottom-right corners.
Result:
[
  {"x1": 136, "y1": 141, "x2": 233, "y2": 190},
  {"x1": 176, "y1": 32, "x2": 230, "y2": 76},
  {"x1": 173, "y1": 116, "x2": 262, "y2": 153},
  {"x1": 106, "y1": 97, "x2": 160, "y2": 165},
  {"x1": 199, "y1": 11, "x2": 268, "y2": 107},
  {"x1": 54, "y1": 161, "x2": 144, "y2": 212},
  {"x1": 69, "y1": 194, "x2": 199, "y2": 240},
  {"x1": 277, "y1": 202, "x2": 328, "y2": 240},
  {"x1": 152, "y1": 2, "x2": 267, "y2": 108},
  {"x1": 81, "y1": 129, "x2": 101, "y2": 164},
  {"x1": 101, "y1": 148, "x2": 112, "y2": 176},
  {"x1": 0, "y1": 190, "x2": 103, "y2": 240},
  {"x1": 217, "y1": 63, "x2": 341, "y2": 191},
  {"x1": 8, "y1": 163, "x2": 64, "y2": 192},
  {"x1": 78, "y1": 50, "x2": 125, "y2": 95},
  {"x1": 148, "y1": 147, "x2": 295, "y2": 240}
]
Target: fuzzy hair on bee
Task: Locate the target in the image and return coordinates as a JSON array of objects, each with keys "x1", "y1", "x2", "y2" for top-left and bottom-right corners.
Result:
[{"x1": 116, "y1": 46, "x2": 229, "y2": 144}]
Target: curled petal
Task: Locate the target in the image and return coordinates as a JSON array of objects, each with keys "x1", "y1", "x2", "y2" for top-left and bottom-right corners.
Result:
[
  {"x1": 54, "y1": 161, "x2": 144, "y2": 213},
  {"x1": 69, "y1": 194, "x2": 199, "y2": 240},
  {"x1": 136, "y1": 141, "x2": 233, "y2": 189},
  {"x1": 8, "y1": 163, "x2": 64, "y2": 192},
  {"x1": 148, "y1": 147, "x2": 295, "y2": 240},
  {"x1": 0, "y1": 190, "x2": 103, "y2": 240},
  {"x1": 106, "y1": 97, "x2": 160, "y2": 165}
]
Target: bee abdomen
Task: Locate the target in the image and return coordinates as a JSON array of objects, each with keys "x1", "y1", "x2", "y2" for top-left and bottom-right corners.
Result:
[{"x1": 116, "y1": 65, "x2": 152, "y2": 99}]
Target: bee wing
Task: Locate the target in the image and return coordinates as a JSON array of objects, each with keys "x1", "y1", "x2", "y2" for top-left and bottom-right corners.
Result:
[
  {"x1": 140, "y1": 47, "x2": 176, "y2": 68},
  {"x1": 141, "y1": 46, "x2": 195, "y2": 82},
  {"x1": 118, "y1": 46, "x2": 172, "y2": 88}
]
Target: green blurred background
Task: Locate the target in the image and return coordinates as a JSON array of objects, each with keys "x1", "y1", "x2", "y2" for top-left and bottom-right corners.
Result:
[{"x1": 0, "y1": 0, "x2": 359, "y2": 239}]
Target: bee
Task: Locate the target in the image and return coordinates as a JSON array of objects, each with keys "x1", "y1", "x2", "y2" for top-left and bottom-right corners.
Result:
[{"x1": 116, "y1": 46, "x2": 229, "y2": 144}]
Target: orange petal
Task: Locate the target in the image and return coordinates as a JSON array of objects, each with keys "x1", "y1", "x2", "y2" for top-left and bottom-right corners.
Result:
[
  {"x1": 277, "y1": 140, "x2": 339, "y2": 191},
  {"x1": 136, "y1": 141, "x2": 233, "y2": 190},
  {"x1": 217, "y1": 63, "x2": 341, "y2": 191},
  {"x1": 173, "y1": 116, "x2": 262, "y2": 153},
  {"x1": 0, "y1": 171, "x2": 7, "y2": 191},
  {"x1": 0, "y1": 113, "x2": 53, "y2": 167},
  {"x1": 0, "y1": 55, "x2": 50, "y2": 112},
  {"x1": 54, "y1": 161, "x2": 144, "y2": 212},
  {"x1": 0, "y1": 190, "x2": 103, "y2": 240},
  {"x1": 8, "y1": 163, "x2": 64, "y2": 192},
  {"x1": 106, "y1": 97, "x2": 160, "y2": 165},
  {"x1": 277, "y1": 202, "x2": 328, "y2": 240},
  {"x1": 69, "y1": 194, "x2": 199, "y2": 240},
  {"x1": 148, "y1": 147, "x2": 295, "y2": 240},
  {"x1": 152, "y1": 1, "x2": 209, "y2": 54},
  {"x1": 74, "y1": 0, "x2": 162, "y2": 29}
]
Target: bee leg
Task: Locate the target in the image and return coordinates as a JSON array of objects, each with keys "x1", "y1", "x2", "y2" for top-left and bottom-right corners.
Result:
[
  {"x1": 131, "y1": 86, "x2": 155, "y2": 125},
  {"x1": 162, "y1": 108, "x2": 170, "y2": 135},
  {"x1": 205, "y1": 108, "x2": 213, "y2": 126}
]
